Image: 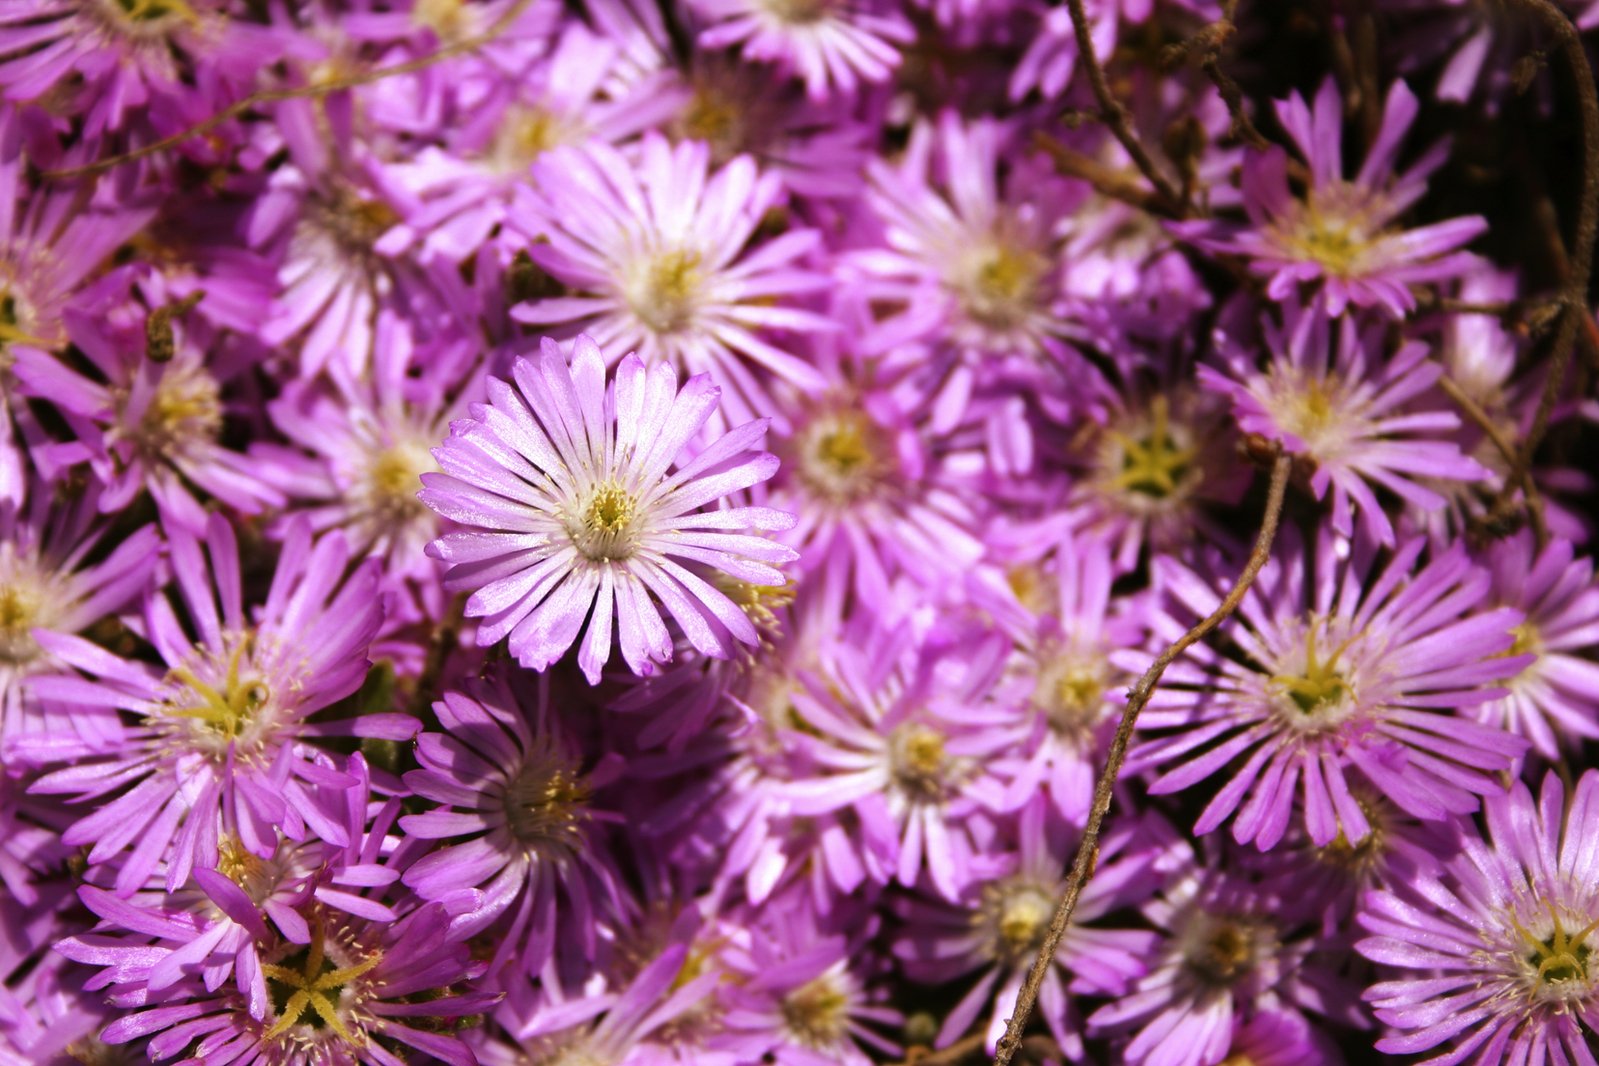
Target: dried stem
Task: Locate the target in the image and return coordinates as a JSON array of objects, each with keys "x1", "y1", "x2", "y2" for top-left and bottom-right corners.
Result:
[
  {"x1": 44, "y1": 0, "x2": 534, "y2": 180},
  {"x1": 1171, "y1": 0, "x2": 1269, "y2": 152},
  {"x1": 1437, "y1": 375, "x2": 1549, "y2": 544},
  {"x1": 1487, "y1": 0, "x2": 1599, "y2": 545},
  {"x1": 1031, "y1": 132, "x2": 1178, "y2": 217},
  {"x1": 896, "y1": 1031, "x2": 989, "y2": 1066},
  {"x1": 1064, "y1": 0, "x2": 1183, "y2": 211},
  {"x1": 992, "y1": 449, "x2": 1293, "y2": 1066}
]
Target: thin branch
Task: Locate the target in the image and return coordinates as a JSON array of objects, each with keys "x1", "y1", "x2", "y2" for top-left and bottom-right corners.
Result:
[
  {"x1": 993, "y1": 449, "x2": 1293, "y2": 1066},
  {"x1": 1437, "y1": 375, "x2": 1549, "y2": 544},
  {"x1": 1063, "y1": 0, "x2": 1183, "y2": 211},
  {"x1": 44, "y1": 0, "x2": 534, "y2": 180},
  {"x1": 1169, "y1": 0, "x2": 1270, "y2": 152},
  {"x1": 1031, "y1": 132, "x2": 1177, "y2": 217},
  {"x1": 895, "y1": 1031, "x2": 989, "y2": 1066},
  {"x1": 1488, "y1": 0, "x2": 1599, "y2": 547}
]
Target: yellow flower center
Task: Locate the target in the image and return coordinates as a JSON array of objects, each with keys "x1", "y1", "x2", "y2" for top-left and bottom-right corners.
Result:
[
  {"x1": 0, "y1": 579, "x2": 44, "y2": 666},
  {"x1": 781, "y1": 972, "x2": 851, "y2": 1047},
  {"x1": 135, "y1": 364, "x2": 222, "y2": 461},
  {"x1": 764, "y1": 0, "x2": 836, "y2": 24},
  {"x1": 361, "y1": 441, "x2": 434, "y2": 527},
  {"x1": 1033, "y1": 650, "x2": 1111, "y2": 741},
  {"x1": 979, "y1": 879, "x2": 1056, "y2": 963},
  {"x1": 793, "y1": 410, "x2": 891, "y2": 505},
  {"x1": 502, "y1": 751, "x2": 591, "y2": 852},
  {"x1": 629, "y1": 250, "x2": 703, "y2": 335},
  {"x1": 1276, "y1": 183, "x2": 1383, "y2": 278},
  {"x1": 889, "y1": 723, "x2": 958, "y2": 803},
  {"x1": 1110, "y1": 397, "x2": 1197, "y2": 499},
  {"x1": 110, "y1": 0, "x2": 199, "y2": 25},
  {"x1": 568, "y1": 483, "x2": 641, "y2": 562},
  {"x1": 957, "y1": 239, "x2": 1047, "y2": 333},
  {"x1": 1270, "y1": 618, "x2": 1358, "y2": 730},
  {"x1": 156, "y1": 635, "x2": 279, "y2": 757},
  {"x1": 263, "y1": 923, "x2": 382, "y2": 1046},
  {"x1": 679, "y1": 88, "x2": 744, "y2": 151},
  {"x1": 1183, "y1": 917, "x2": 1262, "y2": 988},
  {"x1": 1509, "y1": 902, "x2": 1599, "y2": 999}
]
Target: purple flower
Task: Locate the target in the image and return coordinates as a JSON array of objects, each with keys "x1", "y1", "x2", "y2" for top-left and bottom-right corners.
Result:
[
  {"x1": 780, "y1": 618, "x2": 1025, "y2": 900},
  {"x1": 1087, "y1": 860, "x2": 1355, "y2": 1066},
  {"x1": 0, "y1": 485, "x2": 157, "y2": 744},
  {"x1": 509, "y1": 134, "x2": 835, "y2": 427},
  {"x1": 89, "y1": 899, "x2": 493, "y2": 1065},
  {"x1": 1358, "y1": 770, "x2": 1599, "y2": 1064},
  {"x1": 1202, "y1": 304, "x2": 1488, "y2": 546},
  {"x1": 1175, "y1": 79, "x2": 1488, "y2": 317},
  {"x1": 18, "y1": 516, "x2": 409, "y2": 894},
  {"x1": 400, "y1": 676, "x2": 626, "y2": 976},
  {"x1": 1471, "y1": 531, "x2": 1599, "y2": 760},
  {"x1": 420, "y1": 334, "x2": 798, "y2": 683},
  {"x1": 1133, "y1": 528, "x2": 1530, "y2": 850},
  {"x1": 896, "y1": 800, "x2": 1171, "y2": 1057},
  {"x1": 686, "y1": 0, "x2": 913, "y2": 100}
]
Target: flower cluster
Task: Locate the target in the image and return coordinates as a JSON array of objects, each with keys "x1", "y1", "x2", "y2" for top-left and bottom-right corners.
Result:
[{"x1": 2, "y1": 1, "x2": 1598, "y2": 1065}]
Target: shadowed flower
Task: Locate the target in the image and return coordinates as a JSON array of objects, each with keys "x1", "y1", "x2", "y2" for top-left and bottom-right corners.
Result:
[
  {"x1": 1175, "y1": 78, "x2": 1487, "y2": 317},
  {"x1": 421, "y1": 334, "x2": 798, "y2": 683},
  {"x1": 1359, "y1": 770, "x2": 1599, "y2": 1064}
]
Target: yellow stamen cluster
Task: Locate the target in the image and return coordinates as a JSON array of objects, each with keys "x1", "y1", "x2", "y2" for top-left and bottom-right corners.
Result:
[
  {"x1": 1183, "y1": 917, "x2": 1264, "y2": 988},
  {"x1": 889, "y1": 723, "x2": 957, "y2": 803},
  {"x1": 1274, "y1": 184, "x2": 1384, "y2": 279},
  {"x1": 1508, "y1": 902, "x2": 1599, "y2": 998},
  {"x1": 780, "y1": 972, "x2": 852, "y2": 1048},
  {"x1": 977, "y1": 879, "x2": 1056, "y2": 964},
  {"x1": 158, "y1": 637, "x2": 274, "y2": 755},
  {"x1": 630, "y1": 250, "x2": 703, "y2": 335},
  {"x1": 262, "y1": 924, "x2": 381, "y2": 1045},
  {"x1": 1270, "y1": 618, "x2": 1359, "y2": 729},
  {"x1": 0, "y1": 578, "x2": 44, "y2": 666},
  {"x1": 793, "y1": 410, "x2": 891, "y2": 505},
  {"x1": 503, "y1": 751, "x2": 592, "y2": 853},
  {"x1": 957, "y1": 238, "x2": 1047, "y2": 333},
  {"x1": 1110, "y1": 397, "x2": 1197, "y2": 500},
  {"x1": 568, "y1": 483, "x2": 641, "y2": 562},
  {"x1": 133, "y1": 363, "x2": 223, "y2": 461}
]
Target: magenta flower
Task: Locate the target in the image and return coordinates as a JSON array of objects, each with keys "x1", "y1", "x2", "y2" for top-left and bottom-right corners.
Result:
[
  {"x1": 781, "y1": 618, "x2": 1025, "y2": 900},
  {"x1": 509, "y1": 134, "x2": 835, "y2": 427},
  {"x1": 1202, "y1": 304, "x2": 1488, "y2": 546},
  {"x1": 1133, "y1": 529, "x2": 1530, "y2": 850},
  {"x1": 686, "y1": 0, "x2": 913, "y2": 100},
  {"x1": 0, "y1": 485, "x2": 157, "y2": 744},
  {"x1": 1359, "y1": 770, "x2": 1599, "y2": 1064},
  {"x1": 1473, "y1": 531, "x2": 1599, "y2": 760},
  {"x1": 421, "y1": 334, "x2": 798, "y2": 684},
  {"x1": 88, "y1": 900, "x2": 494, "y2": 1066},
  {"x1": 1087, "y1": 861, "x2": 1355, "y2": 1066},
  {"x1": 896, "y1": 800, "x2": 1169, "y2": 1057},
  {"x1": 18, "y1": 516, "x2": 410, "y2": 895},
  {"x1": 1175, "y1": 78, "x2": 1488, "y2": 317},
  {"x1": 400, "y1": 676, "x2": 625, "y2": 976}
]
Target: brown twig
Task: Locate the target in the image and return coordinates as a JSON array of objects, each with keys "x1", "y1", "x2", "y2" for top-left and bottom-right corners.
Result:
[
  {"x1": 44, "y1": 0, "x2": 534, "y2": 180},
  {"x1": 1168, "y1": 0, "x2": 1270, "y2": 152},
  {"x1": 992, "y1": 449, "x2": 1293, "y2": 1066},
  {"x1": 896, "y1": 1031, "x2": 989, "y2": 1066},
  {"x1": 1063, "y1": 0, "x2": 1183, "y2": 212},
  {"x1": 1486, "y1": 0, "x2": 1599, "y2": 547},
  {"x1": 1437, "y1": 375, "x2": 1549, "y2": 544},
  {"x1": 1031, "y1": 131, "x2": 1177, "y2": 217}
]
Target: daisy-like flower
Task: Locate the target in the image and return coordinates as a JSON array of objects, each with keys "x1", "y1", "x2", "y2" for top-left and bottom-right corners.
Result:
[
  {"x1": 781, "y1": 618, "x2": 1025, "y2": 900},
  {"x1": 1175, "y1": 78, "x2": 1487, "y2": 317},
  {"x1": 18, "y1": 515, "x2": 411, "y2": 895},
  {"x1": 1202, "y1": 303, "x2": 1488, "y2": 546},
  {"x1": 974, "y1": 529, "x2": 1151, "y2": 825},
  {"x1": 1087, "y1": 860, "x2": 1353, "y2": 1066},
  {"x1": 1472, "y1": 531, "x2": 1599, "y2": 760},
  {"x1": 852, "y1": 112, "x2": 1080, "y2": 374},
  {"x1": 12, "y1": 269, "x2": 284, "y2": 531},
  {"x1": 686, "y1": 0, "x2": 913, "y2": 100},
  {"x1": 89, "y1": 899, "x2": 494, "y2": 1066},
  {"x1": 0, "y1": 0, "x2": 228, "y2": 137},
  {"x1": 508, "y1": 133, "x2": 835, "y2": 428},
  {"x1": 400, "y1": 676, "x2": 626, "y2": 976},
  {"x1": 0, "y1": 484, "x2": 157, "y2": 743},
  {"x1": 1132, "y1": 528, "x2": 1530, "y2": 851},
  {"x1": 1358, "y1": 769, "x2": 1599, "y2": 1064},
  {"x1": 421, "y1": 334, "x2": 799, "y2": 684},
  {"x1": 896, "y1": 800, "x2": 1170, "y2": 1057}
]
